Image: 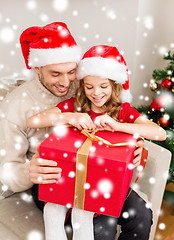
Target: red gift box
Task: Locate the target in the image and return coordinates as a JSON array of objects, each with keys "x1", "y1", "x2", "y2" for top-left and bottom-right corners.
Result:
[{"x1": 39, "y1": 127, "x2": 138, "y2": 217}]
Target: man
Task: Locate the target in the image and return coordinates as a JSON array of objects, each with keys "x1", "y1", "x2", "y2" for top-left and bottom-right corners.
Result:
[{"x1": 0, "y1": 22, "x2": 152, "y2": 240}]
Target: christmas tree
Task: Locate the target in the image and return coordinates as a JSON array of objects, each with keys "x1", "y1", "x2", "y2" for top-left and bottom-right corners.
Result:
[{"x1": 136, "y1": 51, "x2": 174, "y2": 184}]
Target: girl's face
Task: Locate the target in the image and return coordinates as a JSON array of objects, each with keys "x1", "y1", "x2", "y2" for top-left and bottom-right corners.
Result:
[{"x1": 83, "y1": 76, "x2": 112, "y2": 113}]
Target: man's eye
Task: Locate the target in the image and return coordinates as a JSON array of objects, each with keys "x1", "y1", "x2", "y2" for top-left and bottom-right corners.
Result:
[
  {"x1": 69, "y1": 70, "x2": 76, "y2": 74},
  {"x1": 52, "y1": 74, "x2": 60, "y2": 77}
]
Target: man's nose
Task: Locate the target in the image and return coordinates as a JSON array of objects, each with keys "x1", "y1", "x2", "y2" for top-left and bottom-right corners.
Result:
[{"x1": 59, "y1": 74, "x2": 70, "y2": 86}]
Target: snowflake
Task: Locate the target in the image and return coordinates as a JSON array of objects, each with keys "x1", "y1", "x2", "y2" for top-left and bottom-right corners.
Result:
[
  {"x1": 104, "y1": 193, "x2": 110, "y2": 199},
  {"x1": 145, "y1": 202, "x2": 152, "y2": 209},
  {"x1": 106, "y1": 9, "x2": 117, "y2": 20},
  {"x1": 40, "y1": 13, "x2": 49, "y2": 22},
  {"x1": 100, "y1": 207, "x2": 105, "y2": 212},
  {"x1": 77, "y1": 163, "x2": 85, "y2": 171},
  {"x1": 65, "y1": 225, "x2": 72, "y2": 234},
  {"x1": 26, "y1": 0, "x2": 37, "y2": 10},
  {"x1": 143, "y1": 32, "x2": 148, "y2": 37},
  {"x1": 91, "y1": 190, "x2": 99, "y2": 198},
  {"x1": 63, "y1": 153, "x2": 68, "y2": 158},
  {"x1": 15, "y1": 143, "x2": 21, "y2": 150},
  {"x1": 144, "y1": 16, "x2": 154, "y2": 30},
  {"x1": 122, "y1": 211, "x2": 129, "y2": 219},
  {"x1": 0, "y1": 27, "x2": 15, "y2": 43},
  {"x1": 136, "y1": 50, "x2": 141, "y2": 55},
  {"x1": 74, "y1": 140, "x2": 82, "y2": 148},
  {"x1": 27, "y1": 230, "x2": 43, "y2": 240},
  {"x1": 54, "y1": 125, "x2": 67, "y2": 137},
  {"x1": 136, "y1": 17, "x2": 141, "y2": 22},
  {"x1": 149, "y1": 177, "x2": 156, "y2": 184},
  {"x1": 73, "y1": 222, "x2": 80, "y2": 229},
  {"x1": 97, "y1": 179, "x2": 113, "y2": 194},
  {"x1": 66, "y1": 203, "x2": 72, "y2": 208},
  {"x1": 0, "y1": 149, "x2": 6, "y2": 156},
  {"x1": 137, "y1": 165, "x2": 144, "y2": 172},
  {"x1": 68, "y1": 171, "x2": 75, "y2": 178},
  {"x1": 90, "y1": 146, "x2": 96, "y2": 152},
  {"x1": 2, "y1": 184, "x2": 8, "y2": 192},
  {"x1": 20, "y1": 192, "x2": 33, "y2": 203},
  {"x1": 72, "y1": 10, "x2": 78, "y2": 16},
  {"x1": 84, "y1": 23, "x2": 89, "y2": 29},
  {"x1": 158, "y1": 223, "x2": 166, "y2": 230},
  {"x1": 52, "y1": 0, "x2": 69, "y2": 12},
  {"x1": 84, "y1": 183, "x2": 90, "y2": 189},
  {"x1": 158, "y1": 46, "x2": 168, "y2": 56}
]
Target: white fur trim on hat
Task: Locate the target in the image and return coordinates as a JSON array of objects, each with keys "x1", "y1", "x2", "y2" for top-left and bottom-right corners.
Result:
[
  {"x1": 76, "y1": 57, "x2": 127, "y2": 84},
  {"x1": 28, "y1": 46, "x2": 81, "y2": 68},
  {"x1": 120, "y1": 89, "x2": 132, "y2": 103}
]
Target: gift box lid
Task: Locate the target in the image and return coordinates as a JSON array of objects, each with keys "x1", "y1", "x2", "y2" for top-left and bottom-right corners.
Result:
[{"x1": 39, "y1": 127, "x2": 137, "y2": 172}]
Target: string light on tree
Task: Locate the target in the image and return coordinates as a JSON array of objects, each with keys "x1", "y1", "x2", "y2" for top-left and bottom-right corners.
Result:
[{"x1": 136, "y1": 51, "x2": 174, "y2": 183}]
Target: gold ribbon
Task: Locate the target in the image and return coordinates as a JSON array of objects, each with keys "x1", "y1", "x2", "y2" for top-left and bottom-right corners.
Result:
[{"x1": 73, "y1": 129, "x2": 146, "y2": 209}]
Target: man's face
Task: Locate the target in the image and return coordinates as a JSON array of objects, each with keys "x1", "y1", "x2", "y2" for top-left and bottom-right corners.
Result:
[{"x1": 35, "y1": 62, "x2": 77, "y2": 97}]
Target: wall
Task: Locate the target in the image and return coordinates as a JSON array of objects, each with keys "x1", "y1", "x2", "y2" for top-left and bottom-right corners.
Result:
[{"x1": 0, "y1": 0, "x2": 174, "y2": 106}]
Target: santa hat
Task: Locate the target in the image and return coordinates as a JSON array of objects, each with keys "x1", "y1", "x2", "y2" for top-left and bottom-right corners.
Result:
[
  {"x1": 76, "y1": 45, "x2": 132, "y2": 103},
  {"x1": 20, "y1": 22, "x2": 81, "y2": 71}
]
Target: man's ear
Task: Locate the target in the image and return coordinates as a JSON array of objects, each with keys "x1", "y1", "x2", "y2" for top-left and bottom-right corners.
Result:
[{"x1": 34, "y1": 67, "x2": 40, "y2": 74}]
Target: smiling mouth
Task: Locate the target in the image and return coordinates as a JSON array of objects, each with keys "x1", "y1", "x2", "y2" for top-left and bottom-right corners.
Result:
[
  {"x1": 92, "y1": 96, "x2": 105, "y2": 102},
  {"x1": 55, "y1": 85, "x2": 68, "y2": 93}
]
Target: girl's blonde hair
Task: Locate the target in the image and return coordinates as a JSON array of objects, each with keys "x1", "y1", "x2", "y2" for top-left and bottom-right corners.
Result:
[{"x1": 75, "y1": 79, "x2": 123, "y2": 121}]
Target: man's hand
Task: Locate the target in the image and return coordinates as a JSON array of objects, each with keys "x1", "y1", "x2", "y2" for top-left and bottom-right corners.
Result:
[
  {"x1": 29, "y1": 144, "x2": 62, "y2": 184},
  {"x1": 133, "y1": 138, "x2": 144, "y2": 168}
]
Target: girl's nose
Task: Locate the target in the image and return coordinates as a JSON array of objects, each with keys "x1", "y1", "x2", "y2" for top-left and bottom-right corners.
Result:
[{"x1": 93, "y1": 87, "x2": 101, "y2": 95}]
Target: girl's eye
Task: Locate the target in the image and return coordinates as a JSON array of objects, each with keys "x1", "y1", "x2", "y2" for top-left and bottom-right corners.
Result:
[
  {"x1": 101, "y1": 86, "x2": 108, "y2": 89},
  {"x1": 86, "y1": 87, "x2": 93, "y2": 90}
]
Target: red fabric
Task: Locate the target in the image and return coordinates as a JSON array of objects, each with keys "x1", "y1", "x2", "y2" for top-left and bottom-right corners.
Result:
[{"x1": 56, "y1": 97, "x2": 141, "y2": 123}]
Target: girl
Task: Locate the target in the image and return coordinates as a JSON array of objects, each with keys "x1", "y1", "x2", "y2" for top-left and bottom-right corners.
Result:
[{"x1": 27, "y1": 45, "x2": 166, "y2": 240}]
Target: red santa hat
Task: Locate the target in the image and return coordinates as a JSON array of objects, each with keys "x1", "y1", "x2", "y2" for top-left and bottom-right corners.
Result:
[
  {"x1": 76, "y1": 45, "x2": 132, "y2": 103},
  {"x1": 20, "y1": 22, "x2": 81, "y2": 70}
]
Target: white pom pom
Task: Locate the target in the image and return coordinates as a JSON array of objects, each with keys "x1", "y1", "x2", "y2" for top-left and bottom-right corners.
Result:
[
  {"x1": 22, "y1": 69, "x2": 36, "y2": 80},
  {"x1": 119, "y1": 89, "x2": 132, "y2": 103}
]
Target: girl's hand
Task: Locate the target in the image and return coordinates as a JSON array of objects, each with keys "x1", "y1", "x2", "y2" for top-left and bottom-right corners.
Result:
[
  {"x1": 94, "y1": 115, "x2": 120, "y2": 131},
  {"x1": 68, "y1": 113, "x2": 95, "y2": 130}
]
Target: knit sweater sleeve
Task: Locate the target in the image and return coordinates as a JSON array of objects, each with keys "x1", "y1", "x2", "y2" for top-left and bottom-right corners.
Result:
[{"x1": 0, "y1": 117, "x2": 33, "y2": 194}]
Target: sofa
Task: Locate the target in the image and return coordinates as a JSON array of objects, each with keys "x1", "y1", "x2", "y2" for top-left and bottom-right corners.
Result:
[{"x1": 0, "y1": 140, "x2": 171, "y2": 240}]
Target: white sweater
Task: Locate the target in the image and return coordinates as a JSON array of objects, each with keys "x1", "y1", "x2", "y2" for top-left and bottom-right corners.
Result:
[{"x1": 0, "y1": 75, "x2": 77, "y2": 196}]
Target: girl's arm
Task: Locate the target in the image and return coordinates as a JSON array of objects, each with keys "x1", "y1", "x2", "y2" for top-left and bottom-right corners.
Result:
[
  {"x1": 27, "y1": 107, "x2": 95, "y2": 130},
  {"x1": 94, "y1": 115, "x2": 167, "y2": 141}
]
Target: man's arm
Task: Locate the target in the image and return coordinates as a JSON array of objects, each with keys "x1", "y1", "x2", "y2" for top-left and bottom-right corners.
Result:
[{"x1": 0, "y1": 119, "x2": 33, "y2": 193}]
